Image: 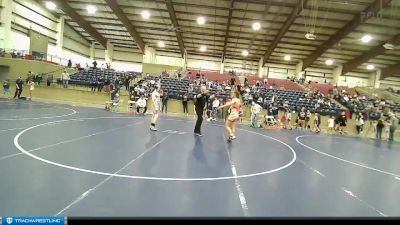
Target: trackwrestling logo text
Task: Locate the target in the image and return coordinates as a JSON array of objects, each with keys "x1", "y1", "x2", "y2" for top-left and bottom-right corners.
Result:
[{"x1": 1, "y1": 217, "x2": 66, "y2": 225}]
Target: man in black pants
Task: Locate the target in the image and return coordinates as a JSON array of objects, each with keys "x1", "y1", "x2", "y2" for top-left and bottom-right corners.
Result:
[
  {"x1": 14, "y1": 77, "x2": 23, "y2": 99},
  {"x1": 194, "y1": 86, "x2": 214, "y2": 136}
]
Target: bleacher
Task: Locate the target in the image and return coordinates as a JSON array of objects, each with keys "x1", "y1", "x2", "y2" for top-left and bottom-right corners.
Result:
[
  {"x1": 69, "y1": 68, "x2": 140, "y2": 86},
  {"x1": 139, "y1": 76, "x2": 233, "y2": 100},
  {"x1": 248, "y1": 87, "x2": 341, "y2": 115},
  {"x1": 338, "y1": 94, "x2": 400, "y2": 120},
  {"x1": 136, "y1": 75, "x2": 341, "y2": 115}
]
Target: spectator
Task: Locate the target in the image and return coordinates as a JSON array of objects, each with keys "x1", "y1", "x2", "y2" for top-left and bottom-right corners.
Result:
[
  {"x1": 177, "y1": 71, "x2": 182, "y2": 81},
  {"x1": 104, "y1": 78, "x2": 111, "y2": 93},
  {"x1": 2, "y1": 79, "x2": 10, "y2": 99},
  {"x1": 376, "y1": 119, "x2": 384, "y2": 140},
  {"x1": 124, "y1": 76, "x2": 130, "y2": 91},
  {"x1": 47, "y1": 75, "x2": 53, "y2": 86},
  {"x1": 98, "y1": 76, "x2": 104, "y2": 92},
  {"x1": 313, "y1": 112, "x2": 321, "y2": 133},
  {"x1": 305, "y1": 109, "x2": 311, "y2": 130},
  {"x1": 27, "y1": 78, "x2": 35, "y2": 100},
  {"x1": 355, "y1": 112, "x2": 364, "y2": 135},
  {"x1": 211, "y1": 97, "x2": 220, "y2": 121},
  {"x1": 112, "y1": 93, "x2": 120, "y2": 107},
  {"x1": 90, "y1": 76, "x2": 97, "y2": 92},
  {"x1": 61, "y1": 70, "x2": 70, "y2": 88},
  {"x1": 338, "y1": 111, "x2": 347, "y2": 135},
  {"x1": 327, "y1": 116, "x2": 335, "y2": 134},
  {"x1": 251, "y1": 101, "x2": 262, "y2": 128},
  {"x1": 92, "y1": 60, "x2": 97, "y2": 68},
  {"x1": 136, "y1": 95, "x2": 147, "y2": 114},
  {"x1": 297, "y1": 107, "x2": 306, "y2": 129},
  {"x1": 67, "y1": 59, "x2": 72, "y2": 68},
  {"x1": 162, "y1": 91, "x2": 169, "y2": 113},
  {"x1": 388, "y1": 112, "x2": 398, "y2": 141},
  {"x1": 13, "y1": 77, "x2": 23, "y2": 99},
  {"x1": 182, "y1": 92, "x2": 189, "y2": 116},
  {"x1": 26, "y1": 71, "x2": 33, "y2": 83},
  {"x1": 37, "y1": 74, "x2": 42, "y2": 86}
]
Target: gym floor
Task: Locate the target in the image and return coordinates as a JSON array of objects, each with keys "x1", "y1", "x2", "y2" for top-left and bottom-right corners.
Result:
[{"x1": 1, "y1": 99, "x2": 400, "y2": 217}]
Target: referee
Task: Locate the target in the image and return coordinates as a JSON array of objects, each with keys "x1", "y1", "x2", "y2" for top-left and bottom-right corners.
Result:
[{"x1": 194, "y1": 86, "x2": 214, "y2": 136}]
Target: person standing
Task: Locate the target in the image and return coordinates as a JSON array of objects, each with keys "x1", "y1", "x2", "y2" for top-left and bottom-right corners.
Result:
[
  {"x1": 376, "y1": 119, "x2": 384, "y2": 140},
  {"x1": 27, "y1": 79, "x2": 35, "y2": 100},
  {"x1": 338, "y1": 111, "x2": 347, "y2": 135},
  {"x1": 305, "y1": 109, "x2": 312, "y2": 130},
  {"x1": 162, "y1": 91, "x2": 169, "y2": 113},
  {"x1": 327, "y1": 116, "x2": 335, "y2": 134},
  {"x1": 297, "y1": 107, "x2": 306, "y2": 129},
  {"x1": 150, "y1": 87, "x2": 161, "y2": 131},
  {"x1": 97, "y1": 76, "x2": 104, "y2": 92},
  {"x1": 13, "y1": 77, "x2": 23, "y2": 99},
  {"x1": 388, "y1": 112, "x2": 398, "y2": 141},
  {"x1": 61, "y1": 70, "x2": 70, "y2": 88},
  {"x1": 313, "y1": 112, "x2": 321, "y2": 133},
  {"x1": 67, "y1": 59, "x2": 72, "y2": 68},
  {"x1": 194, "y1": 86, "x2": 214, "y2": 136},
  {"x1": 219, "y1": 91, "x2": 242, "y2": 142},
  {"x1": 250, "y1": 101, "x2": 262, "y2": 128},
  {"x1": 182, "y1": 92, "x2": 189, "y2": 116},
  {"x1": 90, "y1": 76, "x2": 97, "y2": 92},
  {"x1": 3, "y1": 79, "x2": 10, "y2": 99},
  {"x1": 355, "y1": 113, "x2": 364, "y2": 135}
]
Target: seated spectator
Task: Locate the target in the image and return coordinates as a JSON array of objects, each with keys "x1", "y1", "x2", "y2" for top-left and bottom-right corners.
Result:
[
  {"x1": 112, "y1": 93, "x2": 120, "y2": 106},
  {"x1": 136, "y1": 95, "x2": 147, "y2": 114}
]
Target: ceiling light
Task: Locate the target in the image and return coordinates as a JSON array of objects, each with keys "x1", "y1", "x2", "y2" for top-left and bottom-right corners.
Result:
[
  {"x1": 158, "y1": 41, "x2": 165, "y2": 48},
  {"x1": 325, "y1": 59, "x2": 334, "y2": 66},
  {"x1": 141, "y1": 10, "x2": 150, "y2": 19},
  {"x1": 197, "y1": 16, "x2": 205, "y2": 25},
  {"x1": 284, "y1": 55, "x2": 291, "y2": 61},
  {"x1": 45, "y1": 1, "x2": 56, "y2": 10},
  {"x1": 200, "y1": 45, "x2": 207, "y2": 52},
  {"x1": 86, "y1": 5, "x2": 97, "y2": 14},
  {"x1": 305, "y1": 33, "x2": 316, "y2": 40},
  {"x1": 367, "y1": 64, "x2": 375, "y2": 70},
  {"x1": 361, "y1": 35, "x2": 372, "y2": 43},
  {"x1": 252, "y1": 22, "x2": 261, "y2": 31},
  {"x1": 242, "y1": 50, "x2": 249, "y2": 56}
]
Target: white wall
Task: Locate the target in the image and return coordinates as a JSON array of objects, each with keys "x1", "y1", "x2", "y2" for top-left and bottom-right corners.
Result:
[
  {"x1": 113, "y1": 49, "x2": 143, "y2": 63},
  {"x1": 94, "y1": 48, "x2": 105, "y2": 60},
  {"x1": 155, "y1": 55, "x2": 183, "y2": 67},
  {"x1": 380, "y1": 77, "x2": 400, "y2": 89},
  {"x1": 187, "y1": 59, "x2": 220, "y2": 71},
  {"x1": 112, "y1": 61, "x2": 142, "y2": 72},
  {"x1": 10, "y1": 31, "x2": 30, "y2": 51},
  {"x1": 63, "y1": 24, "x2": 90, "y2": 57},
  {"x1": 263, "y1": 63, "x2": 296, "y2": 79},
  {"x1": 12, "y1": 0, "x2": 57, "y2": 41},
  {"x1": 340, "y1": 71, "x2": 370, "y2": 87},
  {"x1": 224, "y1": 58, "x2": 258, "y2": 75}
]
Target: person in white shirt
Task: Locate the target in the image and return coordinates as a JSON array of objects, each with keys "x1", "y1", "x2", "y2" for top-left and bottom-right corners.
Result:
[
  {"x1": 27, "y1": 79, "x2": 35, "y2": 100},
  {"x1": 328, "y1": 116, "x2": 335, "y2": 134},
  {"x1": 210, "y1": 98, "x2": 220, "y2": 121},
  {"x1": 150, "y1": 87, "x2": 161, "y2": 131},
  {"x1": 136, "y1": 95, "x2": 147, "y2": 114},
  {"x1": 251, "y1": 101, "x2": 262, "y2": 128},
  {"x1": 61, "y1": 70, "x2": 70, "y2": 88}
]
